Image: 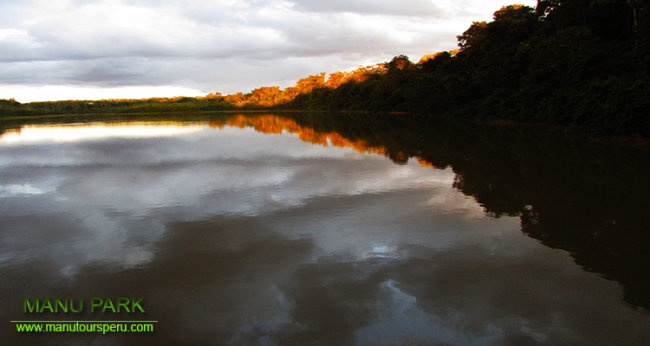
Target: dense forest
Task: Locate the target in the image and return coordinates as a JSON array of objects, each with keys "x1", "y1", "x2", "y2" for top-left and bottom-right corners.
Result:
[{"x1": 1, "y1": 0, "x2": 649, "y2": 137}]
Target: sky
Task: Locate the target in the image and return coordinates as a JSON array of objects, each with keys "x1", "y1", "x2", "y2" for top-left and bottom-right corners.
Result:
[{"x1": 0, "y1": 0, "x2": 537, "y2": 102}]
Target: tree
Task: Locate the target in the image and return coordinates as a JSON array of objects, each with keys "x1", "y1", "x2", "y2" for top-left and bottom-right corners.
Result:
[
  {"x1": 457, "y1": 21, "x2": 488, "y2": 51},
  {"x1": 387, "y1": 54, "x2": 413, "y2": 71},
  {"x1": 295, "y1": 73, "x2": 326, "y2": 94}
]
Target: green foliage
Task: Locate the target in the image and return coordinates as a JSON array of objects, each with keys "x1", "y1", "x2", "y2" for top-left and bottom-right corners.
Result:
[
  {"x1": 0, "y1": 98, "x2": 31, "y2": 117},
  {"x1": 0, "y1": 98, "x2": 237, "y2": 118}
]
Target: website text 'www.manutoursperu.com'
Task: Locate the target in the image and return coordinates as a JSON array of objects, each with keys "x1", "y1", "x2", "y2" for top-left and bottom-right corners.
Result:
[{"x1": 14, "y1": 321, "x2": 156, "y2": 334}]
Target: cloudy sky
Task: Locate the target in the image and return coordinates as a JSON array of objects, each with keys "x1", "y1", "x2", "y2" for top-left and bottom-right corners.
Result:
[{"x1": 0, "y1": 0, "x2": 537, "y2": 102}]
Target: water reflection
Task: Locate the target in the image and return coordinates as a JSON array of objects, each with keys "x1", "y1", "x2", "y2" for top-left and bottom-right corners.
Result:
[
  {"x1": 0, "y1": 113, "x2": 649, "y2": 346},
  {"x1": 0, "y1": 123, "x2": 202, "y2": 143}
]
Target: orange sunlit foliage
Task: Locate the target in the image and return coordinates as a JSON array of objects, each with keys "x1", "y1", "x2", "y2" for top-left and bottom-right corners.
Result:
[
  {"x1": 419, "y1": 54, "x2": 438, "y2": 64},
  {"x1": 417, "y1": 157, "x2": 441, "y2": 169},
  {"x1": 19, "y1": 54, "x2": 453, "y2": 112},
  {"x1": 295, "y1": 73, "x2": 327, "y2": 93},
  {"x1": 493, "y1": 4, "x2": 527, "y2": 20},
  {"x1": 419, "y1": 50, "x2": 462, "y2": 64},
  {"x1": 205, "y1": 92, "x2": 223, "y2": 101},
  {"x1": 220, "y1": 114, "x2": 388, "y2": 156},
  {"x1": 325, "y1": 71, "x2": 348, "y2": 88},
  {"x1": 211, "y1": 113, "x2": 445, "y2": 168},
  {"x1": 205, "y1": 62, "x2": 398, "y2": 107},
  {"x1": 1, "y1": 111, "x2": 444, "y2": 170},
  {"x1": 347, "y1": 63, "x2": 388, "y2": 82}
]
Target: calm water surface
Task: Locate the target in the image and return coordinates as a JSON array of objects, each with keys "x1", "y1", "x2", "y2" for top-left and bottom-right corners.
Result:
[{"x1": 0, "y1": 113, "x2": 648, "y2": 345}]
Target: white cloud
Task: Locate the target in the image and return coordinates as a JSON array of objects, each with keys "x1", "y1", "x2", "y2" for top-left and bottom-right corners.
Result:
[
  {"x1": 0, "y1": 0, "x2": 538, "y2": 101},
  {"x1": 0, "y1": 84, "x2": 204, "y2": 103},
  {"x1": 287, "y1": 0, "x2": 445, "y2": 17}
]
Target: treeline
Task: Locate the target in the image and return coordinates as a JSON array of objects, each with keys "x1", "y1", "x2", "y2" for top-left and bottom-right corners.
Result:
[
  {"x1": 0, "y1": 95, "x2": 237, "y2": 117},
  {"x1": 0, "y1": 64, "x2": 389, "y2": 117},
  {"x1": 2, "y1": 1, "x2": 649, "y2": 136},
  {"x1": 280, "y1": 1, "x2": 650, "y2": 136}
]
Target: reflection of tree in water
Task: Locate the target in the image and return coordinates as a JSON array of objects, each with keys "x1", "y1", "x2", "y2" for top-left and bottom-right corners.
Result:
[
  {"x1": 2, "y1": 112, "x2": 649, "y2": 346},
  {"x1": 280, "y1": 112, "x2": 650, "y2": 312},
  {"x1": 2, "y1": 111, "x2": 649, "y2": 315}
]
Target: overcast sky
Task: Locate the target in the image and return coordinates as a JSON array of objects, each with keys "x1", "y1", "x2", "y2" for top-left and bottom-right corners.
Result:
[{"x1": 0, "y1": 0, "x2": 537, "y2": 102}]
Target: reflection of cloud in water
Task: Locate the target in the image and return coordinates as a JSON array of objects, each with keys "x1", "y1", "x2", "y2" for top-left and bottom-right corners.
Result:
[
  {"x1": 356, "y1": 280, "x2": 494, "y2": 346},
  {"x1": 0, "y1": 183, "x2": 49, "y2": 197},
  {"x1": 363, "y1": 246, "x2": 399, "y2": 259},
  {"x1": 0, "y1": 195, "x2": 648, "y2": 345},
  {"x1": 427, "y1": 188, "x2": 488, "y2": 218},
  {"x1": 0, "y1": 123, "x2": 204, "y2": 143},
  {"x1": 4, "y1": 119, "x2": 646, "y2": 345},
  {"x1": 0, "y1": 122, "x2": 470, "y2": 275}
]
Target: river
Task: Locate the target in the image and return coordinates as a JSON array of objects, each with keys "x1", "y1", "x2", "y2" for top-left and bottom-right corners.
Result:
[{"x1": 1, "y1": 112, "x2": 648, "y2": 345}]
